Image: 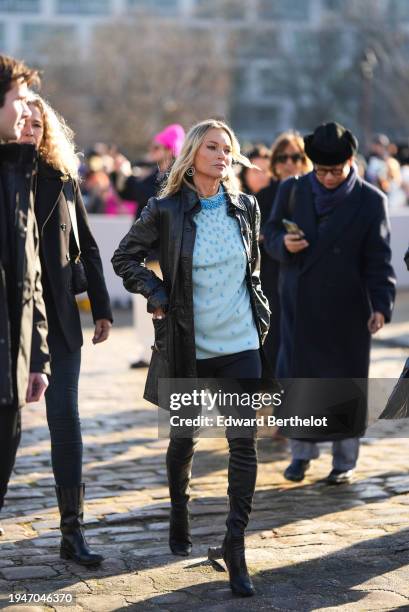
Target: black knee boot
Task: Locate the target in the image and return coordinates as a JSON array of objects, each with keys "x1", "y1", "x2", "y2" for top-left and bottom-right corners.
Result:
[
  {"x1": 209, "y1": 436, "x2": 257, "y2": 597},
  {"x1": 55, "y1": 484, "x2": 103, "y2": 566},
  {"x1": 166, "y1": 437, "x2": 198, "y2": 556}
]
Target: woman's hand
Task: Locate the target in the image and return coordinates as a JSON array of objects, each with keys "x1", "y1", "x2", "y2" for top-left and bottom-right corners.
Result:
[
  {"x1": 26, "y1": 373, "x2": 48, "y2": 403},
  {"x1": 284, "y1": 233, "x2": 309, "y2": 253},
  {"x1": 153, "y1": 307, "x2": 166, "y2": 320},
  {"x1": 92, "y1": 319, "x2": 112, "y2": 344},
  {"x1": 368, "y1": 312, "x2": 385, "y2": 334}
]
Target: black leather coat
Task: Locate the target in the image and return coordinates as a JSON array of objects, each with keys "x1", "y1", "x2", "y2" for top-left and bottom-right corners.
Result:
[{"x1": 112, "y1": 184, "x2": 271, "y2": 405}]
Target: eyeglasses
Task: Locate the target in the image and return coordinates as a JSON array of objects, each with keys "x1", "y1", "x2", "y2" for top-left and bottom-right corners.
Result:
[
  {"x1": 314, "y1": 165, "x2": 346, "y2": 177},
  {"x1": 275, "y1": 153, "x2": 303, "y2": 164}
]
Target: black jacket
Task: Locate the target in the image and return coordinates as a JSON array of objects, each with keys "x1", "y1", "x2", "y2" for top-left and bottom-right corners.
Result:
[
  {"x1": 117, "y1": 167, "x2": 162, "y2": 220},
  {"x1": 112, "y1": 185, "x2": 271, "y2": 406},
  {"x1": 258, "y1": 179, "x2": 280, "y2": 233},
  {"x1": 0, "y1": 145, "x2": 49, "y2": 408},
  {"x1": 264, "y1": 174, "x2": 396, "y2": 379},
  {"x1": 35, "y1": 161, "x2": 112, "y2": 352},
  {"x1": 257, "y1": 179, "x2": 281, "y2": 373}
]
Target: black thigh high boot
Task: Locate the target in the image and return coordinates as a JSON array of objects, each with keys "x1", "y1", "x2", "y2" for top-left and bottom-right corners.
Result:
[
  {"x1": 209, "y1": 435, "x2": 257, "y2": 597},
  {"x1": 166, "y1": 436, "x2": 198, "y2": 556},
  {"x1": 55, "y1": 484, "x2": 103, "y2": 566}
]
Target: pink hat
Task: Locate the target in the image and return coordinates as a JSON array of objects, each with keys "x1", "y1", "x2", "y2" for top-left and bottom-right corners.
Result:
[{"x1": 153, "y1": 124, "x2": 185, "y2": 157}]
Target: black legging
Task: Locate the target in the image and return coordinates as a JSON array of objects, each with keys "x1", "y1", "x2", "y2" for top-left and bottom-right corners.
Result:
[{"x1": 45, "y1": 345, "x2": 83, "y2": 487}]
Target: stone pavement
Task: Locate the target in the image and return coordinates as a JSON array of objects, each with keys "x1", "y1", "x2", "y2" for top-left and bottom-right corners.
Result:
[{"x1": 1, "y1": 297, "x2": 409, "y2": 612}]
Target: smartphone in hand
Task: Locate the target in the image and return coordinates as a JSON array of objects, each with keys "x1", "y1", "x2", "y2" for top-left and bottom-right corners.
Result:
[{"x1": 282, "y1": 218, "x2": 305, "y2": 237}]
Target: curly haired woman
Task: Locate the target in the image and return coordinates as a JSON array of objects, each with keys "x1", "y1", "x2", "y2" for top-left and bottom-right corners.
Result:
[{"x1": 19, "y1": 93, "x2": 113, "y2": 566}]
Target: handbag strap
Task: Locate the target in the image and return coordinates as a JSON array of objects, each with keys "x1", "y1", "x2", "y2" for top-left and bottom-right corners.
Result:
[{"x1": 63, "y1": 179, "x2": 81, "y2": 262}]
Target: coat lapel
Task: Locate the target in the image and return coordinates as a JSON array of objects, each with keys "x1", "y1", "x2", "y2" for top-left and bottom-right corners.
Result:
[
  {"x1": 227, "y1": 191, "x2": 247, "y2": 212},
  {"x1": 300, "y1": 178, "x2": 365, "y2": 274},
  {"x1": 224, "y1": 191, "x2": 251, "y2": 259},
  {"x1": 168, "y1": 187, "x2": 197, "y2": 301},
  {"x1": 35, "y1": 164, "x2": 64, "y2": 231}
]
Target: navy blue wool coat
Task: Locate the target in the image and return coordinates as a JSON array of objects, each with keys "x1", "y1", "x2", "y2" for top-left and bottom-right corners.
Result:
[{"x1": 264, "y1": 173, "x2": 396, "y2": 379}]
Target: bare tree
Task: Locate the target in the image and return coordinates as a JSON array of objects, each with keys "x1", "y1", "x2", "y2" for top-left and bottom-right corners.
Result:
[
  {"x1": 33, "y1": 0, "x2": 409, "y2": 153},
  {"x1": 261, "y1": 0, "x2": 409, "y2": 145},
  {"x1": 90, "y1": 17, "x2": 232, "y2": 156},
  {"x1": 40, "y1": 16, "x2": 232, "y2": 157}
]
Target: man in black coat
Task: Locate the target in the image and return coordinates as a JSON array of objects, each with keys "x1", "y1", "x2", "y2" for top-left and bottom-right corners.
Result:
[
  {"x1": 264, "y1": 122, "x2": 396, "y2": 484},
  {"x1": 0, "y1": 56, "x2": 49, "y2": 533}
]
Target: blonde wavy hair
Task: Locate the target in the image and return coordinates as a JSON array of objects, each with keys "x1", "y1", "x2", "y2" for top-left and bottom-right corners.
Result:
[
  {"x1": 159, "y1": 119, "x2": 253, "y2": 198},
  {"x1": 27, "y1": 92, "x2": 80, "y2": 180}
]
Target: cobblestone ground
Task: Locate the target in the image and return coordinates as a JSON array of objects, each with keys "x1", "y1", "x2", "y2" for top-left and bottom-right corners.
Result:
[{"x1": 1, "y1": 300, "x2": 409, "y2": 612}]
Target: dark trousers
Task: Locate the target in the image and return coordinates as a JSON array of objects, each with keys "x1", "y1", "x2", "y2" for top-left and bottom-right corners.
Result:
[
  {"x1": 0, "y1": 404, "x2": 21, "y2": 512},
  {"x1": 196, "y1": 349, "x2": 262, "y2": 379},
  {"x1": 167, "y1": 349, "x2": 261, "y2": 535},
  {"x1": 46, "y1": 341, "x2": 82, "y2": 487},
  {"x1": 0, "y1": 341, "x2": 82, "y2": 512}
]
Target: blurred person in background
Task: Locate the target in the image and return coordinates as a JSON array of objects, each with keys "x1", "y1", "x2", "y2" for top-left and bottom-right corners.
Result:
[
  {"x1": 115, "y1": 124, "x2": 185, "y2": 369},
  {"x1": 354, "y1": 153, "x2": 367, "y2": 179},
  {"x1": 82, "y1": 152, "x2": 111, "y2": 214},
  {"x1": 264, "y1": 122, "x2": 395, "y2": 485},
  {"x1": 397, "y1": 143, "x2": 409, "y2": 205},
  {"x1": 0, "y1": 55, "x2": 49, "y2": 538},
  {"x1": 386, "y1": 154, "x2": 405, "y2": 208},
  {"x1": 113, "y1": 119, "x2": 270, "y2": 597},
  {"x1": 238, "y1": 144, "x2": 271, "y2": 195},
  {"x1": 19, "y1": 93, "x2": 113, "y2": 566},
  {"x1": 82, "y1": 145, "x2": 137, "y2": 216},
  {"x1": 366, "y1": 133, "x2": 390, "y2": 192},
  {"x1": 385, "y1": 141, "x2": 405, "y2": 207},
  {"x1": 115, "y1": 123, "x2": 185, "y2": 219},
  {"x1": 257, "y1": 132, "x2": 312, "y2": 374},
  {"x1": 366, "y1": 135, "x2": 405, "y2": 207}
]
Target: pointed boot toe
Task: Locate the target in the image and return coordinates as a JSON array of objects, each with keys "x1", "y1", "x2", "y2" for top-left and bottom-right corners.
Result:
[{"x1": 224, "y1": 534, "x2": 255, "y2": 597}]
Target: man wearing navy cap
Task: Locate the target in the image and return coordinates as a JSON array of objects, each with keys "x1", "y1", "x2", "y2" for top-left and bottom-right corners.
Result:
[{"x1": 264, "y1": 122, "x2": 396, "y2": 484}]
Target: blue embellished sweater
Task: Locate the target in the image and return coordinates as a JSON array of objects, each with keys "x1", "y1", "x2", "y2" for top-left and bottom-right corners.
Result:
[{"x1": 192, "y1": 187, "x2": 259, "y2": 359}]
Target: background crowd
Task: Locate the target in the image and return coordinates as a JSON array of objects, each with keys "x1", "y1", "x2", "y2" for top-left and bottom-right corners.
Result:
[
  {"x1": 79, "y1": 131, "x2": 409, "y2": 218},
  {"x1": 77, "y1": 123, "x2": 402, "y2": 379}
]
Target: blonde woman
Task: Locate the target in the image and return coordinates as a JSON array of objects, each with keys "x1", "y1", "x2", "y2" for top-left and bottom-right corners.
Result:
[
  {"x1": 19, "y1": 94, "x2": 112, "y2": 566},
  {"x1": 112, "y1": 119, "x2": 271, "y2": 597}
]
